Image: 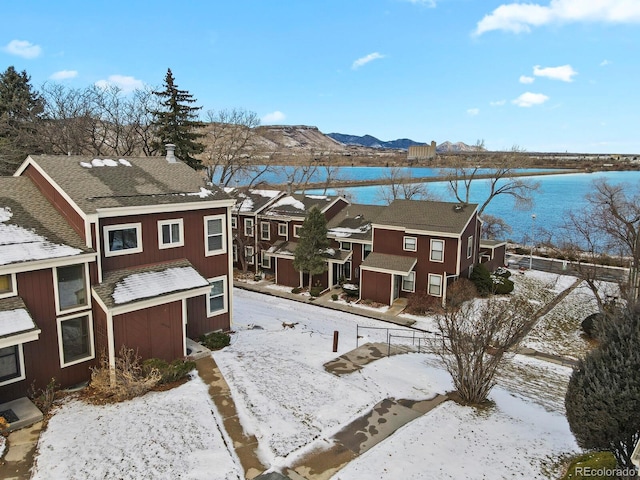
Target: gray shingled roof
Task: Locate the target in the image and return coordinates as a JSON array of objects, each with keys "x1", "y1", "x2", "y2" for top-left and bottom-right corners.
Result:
[
  {"x1": 92, "y1": 259, "x2": 209, "y2": 310},
  {"x1": 373, "y1": 199, "x2": 477, "y2": 235},
  {"x1": 327, "y1": 204, "x2": 385, "y2": 242},
  {"x1": 0, "y1": 177, "x2": 93, "y2": 267},
  {"x1": 262, "y1": 193, "x2": 339, "y2": 218},
  {"x1": 360, "y1": 252, "x2": 417, "y2": 274},
  {"x1": 225, "y1": 188, "x2": 283, "y2": 214},
  {"x1": 27, "y1": 155, "x2": 231, "y2": 214},
  {"x1": 480, "y1": 239, "x2": 506, "y2": 248}
]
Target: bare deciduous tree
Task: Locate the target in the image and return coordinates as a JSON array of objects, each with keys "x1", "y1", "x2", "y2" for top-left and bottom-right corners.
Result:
[
  {"x1": 377, "y1": 167, "x2": 438, "y2": 205},
  {"x1": 481, "y1": 214, "x2": 512, "y2": 240},
  {"x1": 436, "y1": 294, "x2": 537, "y2": 404}
]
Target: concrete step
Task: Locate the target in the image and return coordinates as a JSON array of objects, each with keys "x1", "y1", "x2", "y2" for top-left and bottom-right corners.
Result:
[{"x1": 0, "y1": 397, "x2": 43, "y2": 433}]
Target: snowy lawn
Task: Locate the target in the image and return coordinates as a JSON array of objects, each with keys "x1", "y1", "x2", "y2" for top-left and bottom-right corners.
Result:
[
  {"x1": 31, "y1": 375, "x2": 242, "y2": 480},
  {"x1": 215, "y1": 288, "x2": 579, "y2": 477}
]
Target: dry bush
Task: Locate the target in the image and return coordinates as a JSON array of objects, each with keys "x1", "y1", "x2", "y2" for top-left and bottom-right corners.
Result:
[{"x1": 88, "y1": 346, "x2": 161, "y2": 403}]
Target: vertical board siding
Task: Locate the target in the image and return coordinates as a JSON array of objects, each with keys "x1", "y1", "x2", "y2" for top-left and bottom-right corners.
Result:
[
  {"x1": 275, "y1": 258, "x2": 300, "y2": 288},
  {"x1": 186, "y1": 295, "x2": 230, "y2": 337},
  {"x1": 361, "y1": 270, "x2": 391, "y2": 305}
]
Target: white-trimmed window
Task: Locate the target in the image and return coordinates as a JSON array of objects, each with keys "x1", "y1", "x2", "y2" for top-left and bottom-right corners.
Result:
[
  {"x1": 57, "y1": 312, "x2": 94, "y2": 367},
  {"x1": 245, "y1": 246, "x2": 255, "y2": 265},
  {"x1": 233, "y1": 244, "x2": 238, "y2": 263},
  {"x1": 104, "y1": 223, "x2": 142, "y2": 257},
  {"x1": 430, "y1": 239, "x2": 445, "y2": 262},
  {"x1": 244, "y1": 218, "x2": 254, "y2": 237},
  {"x1": 340, "y1": 242, "x2": 352, "y2": 251},
  {"x1": 403, "y1": 236, "x2": 417, "y2": 252},
  {"x1": 363, "y1": 244, "x2": 372, "y2": 259},
  {"x1": 207, "y1": 276, "x2": 228, "y2": 317},
  {"x1": 261, "y1": 222, "x2": 270, "y2": 241},
  {"x1": 54, "y1": 264, "x2": 89, "y2": 314},
  {"x1": 402, "y1": 271, "x2": 416, "y2": 292},
  {"x1": 343, "y1": 261, "x2": 352, "y2": 280},
  {"x1": 157, "y1": 219, "x2": 184, "y2": 249},
  {"x1": 261, "y1": 251, "x2": 271, "y2": 269},
  {"x1": 231, "y1": 216, "x2": 237, "y2": 229},
  {"x1": 0, "y1": 273, "x2": 16, "y2": 299},
  {"x1": 0, "y1": 344, "x2": 25, "y2": 386},
  {"x1": 467, "y1": 235, "x2": 473, "y2": 259},
  {"x1": 204, "y1": 215, "x2": 226, "y2": 256},
  {"x1": 293, "y1": 225, "x2": 302, "y2": 238},
  {"x1": 428, "y1": 274, "x2": 443, "y2": 297},
  {"x1": 278, "y1": 223, "x2": 287, "y2": 237}
]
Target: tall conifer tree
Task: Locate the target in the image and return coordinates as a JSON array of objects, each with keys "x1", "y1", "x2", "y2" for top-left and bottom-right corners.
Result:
[
  {"x1": 293, "y1": 206, "x2": 330, "y2": 289},
  {"x1": 151, "y1": 68, "x2": 205, "y2": 169}
]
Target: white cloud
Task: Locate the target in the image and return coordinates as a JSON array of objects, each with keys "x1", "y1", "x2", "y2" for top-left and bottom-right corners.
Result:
[
  {"x1": 352, "y1": 52, "x2": 385, "y2": 70},
  {"x1": 475, "y1": 0, "x2": 640, "y2": 35},
  {"x1": 533, "y1": 64, "x2": 577, "y2": 82},
  {"x1": 600, "y1": 59, "x2": 611, "y2": 66},
  {"x1": 519, "y1": 75, "x2": 535, "y2": 84},
  {"x1": 512, "y1": 92, "x2": 550, "y2": 107},
  {"x1": 3, "y1": 39, "x2": 42, "y2": 59},
  {"x1": 50, "y1": 70, "x2": 78, "y2": 80},
  {"x1": 262, "y1": 111, "x2": 286, "y2": 124},
  {"x1": 95, "y1": 75, "x2": 144, "y2": 93},
  {"x1": 467, "y1": 108, "x2": 480, "y2": 116},
  {"x1": 490, "y1": 100, "x2": 507, "y2": 106}
]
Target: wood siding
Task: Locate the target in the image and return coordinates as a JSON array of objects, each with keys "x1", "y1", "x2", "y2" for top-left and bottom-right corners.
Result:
[
  {"x1": 361, "y1": 270, "x2": 391, "y2": 305},
  {"x1": 113, "y1": 302, "x2": 183, "y2": 362},
  {"x1": 186, "y1": 295, "x2": 230, "y2": 337},
  {"x1": 23, "y1": 164, "x2": 86, "y2": 242},
  {"x1": 1, "y1": 266, "x2": 97, "y2": 401},
  {"x1": 323, "y1": 199, "x2": 349, "y2": 221},
  {"x1": 99, "y1": 208, "x2": 229, "y2": 279},
  {"x1": 276, "y1": 258, "x2": 300, "y2": 288}
]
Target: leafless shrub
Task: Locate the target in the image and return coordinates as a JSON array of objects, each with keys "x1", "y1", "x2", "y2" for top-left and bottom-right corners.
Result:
[{"x1": 88, "y1": 346, "x2": 161, "y2": 403}]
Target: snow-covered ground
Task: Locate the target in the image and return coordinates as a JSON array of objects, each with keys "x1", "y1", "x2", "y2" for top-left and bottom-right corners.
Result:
[{"x1": 30, "y1": 269, "x2": 592, "y2": 479}]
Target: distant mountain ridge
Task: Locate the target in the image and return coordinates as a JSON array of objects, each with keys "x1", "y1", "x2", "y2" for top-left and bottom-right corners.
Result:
[{"x1": 326, "y1": 132, "x2": 476, "y2": 152}]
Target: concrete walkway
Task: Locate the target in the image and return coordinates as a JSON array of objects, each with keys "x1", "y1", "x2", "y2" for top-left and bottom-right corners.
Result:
[{"x1": 0, "y1": 421, "x2": 42, "y2": 480}]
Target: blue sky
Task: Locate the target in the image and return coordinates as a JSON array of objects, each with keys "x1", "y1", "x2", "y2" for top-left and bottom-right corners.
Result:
[{"x1": 2, "y1": 0, "x2": 640, "y2": 153}]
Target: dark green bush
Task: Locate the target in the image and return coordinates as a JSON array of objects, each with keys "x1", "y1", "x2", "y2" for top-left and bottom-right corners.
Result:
[
  {"x1": 470, "y1": 264, "x2": 493, "y2": 296},
  {"x1": 200, "y1": 331, "x2": 231, "y2": 350},
  {"x1": 492, "y1": 276, "x2": 514, "y2": 294},
  {"x1": 291, "y1": 287, "x2": 302, "y2": 294},
  {"x1": 143, "y1": 358, "x2": 196, "y2": 384},
  {"x1": 581, "y1": 313, "x2": 604, "y2": 339},
  {"x1": 331, "y1": 294, "x2": 338, "y2": 301},
  {"x1": 310, "y1": 286, "x2": 323, "y2": 297}
]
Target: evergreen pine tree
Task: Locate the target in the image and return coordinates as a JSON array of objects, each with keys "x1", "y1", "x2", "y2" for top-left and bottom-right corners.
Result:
[
  {"x1": 0, "y1": 66, "x2": 44, "y2": 175},
  {"x1": 151, "y1": 68, "x2": 205, "y2": 170},
  {"x1": 293, "y1": 206, "x2": 330, "y2": 289},
  {"x1": 565, "y1": 306, "x2": 640, "y2": 471}
]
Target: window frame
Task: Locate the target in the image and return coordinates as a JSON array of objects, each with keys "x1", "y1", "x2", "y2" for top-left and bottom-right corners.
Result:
[
  {"x1": 0, "y1": 273, "x2": 17, "y2": 299},
  {"x1": 231, "y1": 216, "x2": 237, "y2": 229},
  {"x1": 278, "y1": 223, "x2": 288, "y2": 238},
  {"x1": 0, "y1": 344, "x2": 25, "y2": 386},
  {"x1": 260, "y1": 221, "x2": 270, "y2": 241},
  {"x1": 157, "y1": 218, "x2": 184, "y2": 250},
  {"x1": 204, "y1": 214, "x2": 227, "y2": 256},
  {"x1": 245, "y1": 245, "x2": 255, "y2": 265},
  {"x1": 340, "y1": 241, "x2": 352, "y2": 251},
  {"x1": 57, "y1": 311, "x2": 95, "y2": 368},
  {"x1": 428, "y1": 273, "x2": 443, "y2": 297},
  {"x1": 343, "y1": 261, "x2": 352, "y2": 280},
  {"x1": 53, "y1": 263, "x2": 90, "y2": 316},
  {"x1": 261, "y1": 250, "x2": 272, "y2": 269},
  {"x1": 467, "y1": 235, "x2": 474, "y2": 259},
  {"x1": 293, "y1": 225, "x2": 302, "y2": 238},
  {"x1": 232, "y1": 244, "x2": 238, "y2": 263},
  {"x1": 363, "y1": 243, "x2": 372, "y2": 259},
  {"x1": 430, "y1": 239, "x2": 445, "y2": 263},
  {"x1": 244, "y1": 218, "x2": 254, "y2": 237},
  {"x1": 103, "y1": 222, "x2": 143, "y2": 257},
  {"x1": 206, "y1": 276, "x2": 228, "y2": 317},
  {"x1": 403, "y1": 236, "x2": 417, "y2": 252},
  {"x1": 402, "y1": 271, "x2": 416, "y2": 292}
]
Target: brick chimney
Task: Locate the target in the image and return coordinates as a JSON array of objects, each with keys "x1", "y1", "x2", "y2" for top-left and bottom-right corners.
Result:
[{"x1": 166, "y1": 144, "x2": 177, "y2": 163}]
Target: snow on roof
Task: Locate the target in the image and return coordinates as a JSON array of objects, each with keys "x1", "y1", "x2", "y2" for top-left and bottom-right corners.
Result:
[
  {"x1": 252, "y1": 190, "x2": 281, "y2": 198},
  {"x1": 0, "y1": 308, "x2": 36, "y2": 337},
  {"x1": 112, "y1": 266, "x2": 209, "y2": 305},
  {"x1": 187, "y1": 187, "x2": 215, "y2": 198},
  {"x1": 0, "y1": 207, "x2": 84, "y2": 265},
  {"x1": 305, "y1": 194, "x2": 328, "y2": 199},
  {"x1": 270, "y1": 195, "x2": 305, "y2": 211},
  {"x1": 82, "y1": 158, "x2": 132, "y2": 169},
  {"x1": 118, "y1": 159, "x2": 132, "y2": 166}
]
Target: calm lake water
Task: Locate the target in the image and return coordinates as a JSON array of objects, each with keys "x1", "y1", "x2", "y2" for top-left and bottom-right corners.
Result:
[{"x1": 306, "y1": 170, "x2": 640, "y2": 245}]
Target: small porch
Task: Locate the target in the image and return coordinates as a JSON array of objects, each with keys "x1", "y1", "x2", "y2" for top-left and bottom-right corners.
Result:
[{"x1": 0, "y1": 397, "x2": 42, "y2": 433}]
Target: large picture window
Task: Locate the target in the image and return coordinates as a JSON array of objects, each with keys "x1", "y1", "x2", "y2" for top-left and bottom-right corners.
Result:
[
  {"x1": 204, "y1": 215, "x2": 226, "y2": 256},
  {"x1": 55, "y1": 264, "x2": 88, "y2": 313},
  {"x1": 58, "y1": 313, "x2": 94, "y2": 367},
  {"x1": 430, "y1": 239, "x2": 445, "y2": 262},
  {"x1": 158, "y1": 219, "x2": 184, "y2": 249},
  {"x1": 207, "y1": 277, "x2": 228, "y2": 316},
  {"x1": 104, "y1": 223, "x2": 142, "y2": 256}
]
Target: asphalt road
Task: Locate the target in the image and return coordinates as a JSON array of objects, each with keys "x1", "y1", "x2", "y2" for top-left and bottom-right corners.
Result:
[{"x1": 507, "y1": 254, "x2": 629, "y2": 284}]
